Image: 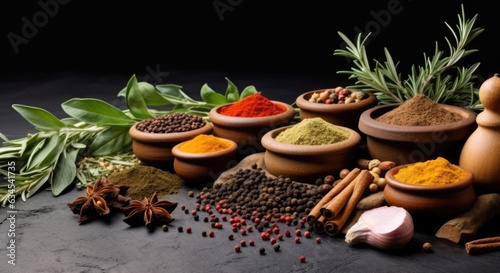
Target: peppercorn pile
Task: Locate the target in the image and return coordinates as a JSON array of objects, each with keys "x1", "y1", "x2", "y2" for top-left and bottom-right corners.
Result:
[
  {"x1": 136, "y1": 113, "x2": 206, "y2": 133},
  {"x1": 196, "y1": 164, "x2": 327, "y2": 228}
]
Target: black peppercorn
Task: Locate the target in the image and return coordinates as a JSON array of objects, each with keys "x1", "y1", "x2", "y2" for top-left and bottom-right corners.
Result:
[
  {"x1": 259, "y1": 247, "x2": 266, "y2": 255},
  {"x1": 178, "y1": 226, "x2": 183, "y2": 232}
]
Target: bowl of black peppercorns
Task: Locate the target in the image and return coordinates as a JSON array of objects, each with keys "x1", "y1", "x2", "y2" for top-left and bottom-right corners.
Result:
[{"x1": 129, "y1": 113, "x2": 213, "y2": 169}]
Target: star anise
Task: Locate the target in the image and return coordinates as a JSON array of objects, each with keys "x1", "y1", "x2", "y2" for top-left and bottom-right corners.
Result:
[
  {"x1": 121, "y1": 192, "x2": 177, "y2": 229},
  {"x1": 67, "y1": 176, "x2": 131, "y2": 223}
]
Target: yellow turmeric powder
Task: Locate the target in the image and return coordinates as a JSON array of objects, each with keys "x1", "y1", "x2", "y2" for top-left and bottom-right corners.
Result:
[
  {"x1": 179, "y1": 134, "x2": 231, "y2": 153},
  {"x1": 394, "y1": 157, "x2": 466, "y2": 186}
]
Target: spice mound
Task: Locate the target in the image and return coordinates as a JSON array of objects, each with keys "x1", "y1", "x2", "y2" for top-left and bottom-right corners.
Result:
[
  {"x1": 219, "y1": 93, "x2": 286, "y2": 117},
  {"x1": 275, "y1": 117, "x2": 350, "y2": 145},
  {"x1": 394, "y1": 157, "x2": 467, "y2": 186},
  {"x1": 136, "y1": 113, "x2": 206, "y2": 133},
  {"x1": 376, "y1": 94, "x2": 464, "y2": 126},
  {"x1": 179, "y1": 134, "x2": 231, "y2": 153},
  {"x1": 308, "y1": 86, "x2": 367, "y2": 104},
  {"x1": 107, "y1": 165, "x2": 183, "y2": 200}
]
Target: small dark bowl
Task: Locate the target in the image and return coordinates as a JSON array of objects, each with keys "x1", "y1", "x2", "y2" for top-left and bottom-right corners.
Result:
[
  {"x1": 384, "y1": 164, "x2": 475, "y2": 216},
  {"x1": 172, "y1": 137, "x2": 238, "y2": 185},
  {"x1": 358, "y1": 104, "x2": 476, "y2": 165},
  {"x1": 129, "y1": 122, "x2": 213, "y2": 169},
  {"x1": 296, "y1": 90, "x2": 377, "y2": 130}
]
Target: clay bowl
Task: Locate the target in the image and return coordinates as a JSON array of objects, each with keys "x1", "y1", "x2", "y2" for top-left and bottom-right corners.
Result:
[
  {"x1": 358, "y1": 104, "x2": 476, "y2": 165},
  {"x1": 171, "y1": 137, "x2": 238, "y2": 185},
  {"x1": 128, "y1": 122, "x2": 213, "y2": 169},
  {"x1": 384, "y1": 164, "x2": 475, "y2": 216},
  {"x1": 209, "y1": 101, "x2": 296, "y2": 154},
  {"x1": 261, "y1": 125, "x2": 361, "y2": 183},
  {"x1": 295, "y1": 90, "x2": 377, "y2": 130}
]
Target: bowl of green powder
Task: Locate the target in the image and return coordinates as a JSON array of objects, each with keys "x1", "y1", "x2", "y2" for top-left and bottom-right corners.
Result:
[{"x1": 261, "y1": 117, "x2": 361, "y2": 183}]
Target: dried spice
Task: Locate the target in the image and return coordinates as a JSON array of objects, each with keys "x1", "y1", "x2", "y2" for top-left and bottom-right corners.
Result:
[
  {"x1": 67, "y1": 177, "x2": 130, "y2": 223},
  {"x1": 179, "y1": 134, "x2": 231, "y2": 153},
  {"x1": 107, "y1": 165, "x2": 183, "y2": 200},
  {"x1": 275, "y1": 117, "x2": 350, "y2": 145},
  {"x1": 136, "y1": 113, "x2": 206, "y2": 133},
  {"x1": 121, "y1": 192, "x2": 177, "y2": 229},
  {"x1": 376, "y1": 94, "x2": 464, "y2": 126},
  {"x1": 219, "y1": 93, "x2": 286, "y2": 117}
]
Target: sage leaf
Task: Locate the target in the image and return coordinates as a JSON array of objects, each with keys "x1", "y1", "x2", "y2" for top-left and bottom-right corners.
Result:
[
  {"x1": 200, "y1": 84, "x2": 227, "y2": 105},
  {"x1": 90, "y1": 126, "x2": 133, "y2": 156},
  {"x1": 155, "y1": 84, "x2": 185, "y2": 100},
  {"x1": 119, "y1": 82, "x2": 170, "y2": 106},
  {"x1": 62, "y1": 98, "x2": 136, "y2": 126},
  {"x1": 26, "y1": 167, "x2": 52, "y2": 198},
  {"x1": 0, "y1": 132, "x2": 8, "y2": 142},
  {"x1": 240, "y1": 85, "x2": 258, "y2": 99},
  {"x1": 12, "y1": 104, "x2": 65, "y2": 132},
  {"x1": 51, "y1": 148, "x2": 78, "y2": 196},
  {"x1": 26, "y1": 133, "x2": 65, "y2": 171},
  {"x1": 125, "y1": 75, "x2": 154, "y2": 119},
  {"x1": 224, "y1": 78, "x2": 240, "y2": 102}
]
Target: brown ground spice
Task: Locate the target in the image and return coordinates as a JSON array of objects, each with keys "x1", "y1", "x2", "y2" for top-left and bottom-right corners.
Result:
[
  {"x1": 376, "y1": 94, "x2": 464, "y2": 126},
  {"x1": 107, "y1": 165, "x2": 183, "y2": 200}
]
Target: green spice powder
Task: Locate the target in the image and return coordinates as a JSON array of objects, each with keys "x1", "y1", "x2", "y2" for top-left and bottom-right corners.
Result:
[{"x1": 275, "y1": 117, "x2": 350, "y2": 145}]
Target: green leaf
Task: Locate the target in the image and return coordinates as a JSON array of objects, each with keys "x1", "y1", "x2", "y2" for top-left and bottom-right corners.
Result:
[
  {"x1": 240, "y1": 85, "x2": 258, "y2": 99},
  {"x1": 51, "y1": 148, "x2": 78, "y2": 196},
  {"x1": 120, "y1": 82, "x2": 170, "y2": 106},
  {"x1": 26, "y1": 167, "x2": 52, "y2": 198},
  {"x1": 155, "y1": 84, "x2": 184, "y2": 100},
  {"x1": 12, "y1": 104, "x2": 65, "y2": 132},
  {"x1": 27, "y1": 133, "x2": 65, "y2": 170},
  {"x1": 62, "y1": 98, "x2": 135, "y2": 126},
  {"x1": 224, "y1": 78, "x2": 240, "y2": 102},
  {"x1": 90, "y1": 126, "x2": 133, "y2": 156},
  {"x1": 125, "y1": 75, "x2": 154, "y2": 119},
  {"x1": 200, "y1": 84, "x2": 227, "y2": 105}
]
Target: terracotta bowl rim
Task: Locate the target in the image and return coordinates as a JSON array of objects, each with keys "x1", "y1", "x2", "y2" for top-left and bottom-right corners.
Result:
[
  {"x1": 295, "y1": 89, "x2": 377, "y2": 113},
  {"x1": 208, "y1": 101, "x2": 296, "y2": 128},
  {"x1": 129, "y1": 121, "x2": 213, "y2": 143},
  {"x1": 171, "y1": 137, "x2": 238, "y2": 160},
  {"x1": 385, "y1": 163, "x2": 474, "y2": 192},
  {"x1": 358, "y1": 104, "x2": 476, "y2": 141},
  {"x1": 261, "y1": 125, "x2": 361, "y2": 156}
]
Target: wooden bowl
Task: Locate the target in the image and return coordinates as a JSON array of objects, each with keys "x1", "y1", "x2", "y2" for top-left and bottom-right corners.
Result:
[
  {"x1": 209, "y1": 101, "x2": 296, "y2": 155},
  {"x1": 261, "y1": 125, "x2": 361, "y2": 183},
  {"x1": 384, "y1": 164, "x2": 475, "y2": 216},
  {"x1": 172, "y1": 138, "x2": 238, "y2": 185},
  {"x1": 295, "y1": 90, "x2": 377, "y2": 130},
  {"x1": 129, "y1": 121, "x2": 213, "y2": 169},
  {"x1": 358, "y1": 104, "x2": 476, "y2": 165}
]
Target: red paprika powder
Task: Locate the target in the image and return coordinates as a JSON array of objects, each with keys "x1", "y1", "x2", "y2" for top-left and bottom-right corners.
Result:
[{"x1": 219, "y1": 93, "x2": 286, "y2": 117}]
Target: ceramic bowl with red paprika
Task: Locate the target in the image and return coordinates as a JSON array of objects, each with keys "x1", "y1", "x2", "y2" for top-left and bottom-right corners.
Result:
[{"x1": 209, "y1": 93, "x2": 296, "y2": 154}]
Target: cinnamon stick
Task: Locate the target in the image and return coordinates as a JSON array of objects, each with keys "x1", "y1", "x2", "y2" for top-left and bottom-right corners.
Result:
[
  {"x1": 321, "y1": 177, "x2": 356, "y2": 219},
  {"x1": 313, "y1": 216, "x2": 326, "y2": 234},
  {"x1": 306, "y1": 168, "x2": 361, "y2": 224},
  {"x1": 435, "y1": 193, "x2": 500, "y2": 244},
  {"x1": 465, "y1": 236, "x2": 500, "y2": 254},
  {"x1": 324, "y1": 170, "x2": 374, "y2": 236}
]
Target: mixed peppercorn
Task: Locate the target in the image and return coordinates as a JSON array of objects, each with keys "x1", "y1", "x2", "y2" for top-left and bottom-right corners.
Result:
[{"x1": 136, "y1": 113, "x2": 206, "y2": 133}]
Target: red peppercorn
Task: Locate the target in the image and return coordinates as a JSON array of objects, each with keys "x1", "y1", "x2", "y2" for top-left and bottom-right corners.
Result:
[
  {"x1": 261, "y1": 232, "x2": 270, "y2": 240},
  {"x1": 186, "y1": 227, "x2": 192, "y2": 233},
  {"x1": 295, "y1": 237, "x2": 301, "y2": 244},
  {"x1": 279, "y1": 215, "x2": 286, "y2": 222},
  {"x1": 240, "y1": 240, "x2": 246, "y2": 246},
  {"x1": 254, "y1": 218, "x2": 261, "y2": 224},
  {"x1": 209, "y1": 231, "x2": 215, "y2": 237},
  {"x1": 304, "y1": 231, "x2": 311, "y2": 238},
  {"x1": 315, "y1": 237, "x2": 321, "y2": 244},
  {"x1": 241, "y1": 220, "x2": 246, "y2": 226},
  {"x1": 227, "y1": 209, "x2": 234, "y2": 215},
  {"x1": 232, "y1": 226, "x2": 238, "y2": 232},
  {"x1": 252, "y1": 211, "x2": 258, "y2": 217},
  {"x1": 285, "y1": 216, "x2": 292, "y2": 223},
  {"x1": 249, "y1": 240, "x2": 255, "y2": 246},
  {"x1": 299, "y1": 255, "x2": 306, "y2": 262},
  {"x1": 218, "y1": 200, "x2": 225, "y2": 206},
  {"x1": 285, "y1": 230, "x2": 291, "y2": 237},
  {"x1": 277, "y1": 234, "x2": 283, "y2": 241},
  {"x1": 222, "y1": 216, "x2": 227, "y2": 221},
  {"x1": 265, "y1": 214, "x2": 272, "y2": 221},
  {"x1": 191, "y1": 210, "x2": 197, "y2": 216},
  {"x1": 270, "y1": 237, "x2": 277, "y2": 245},
  {"x1": 180, "y1": 205, "x2": 186, "y2": 210},
  {"x1": 240, "y1": 229, "x2": 247, "y2": 235},
  {"x1": 216, "y1": 205, "x2": 221, "y2": 211},
  {"x1": 295, "y1": 230, "x2": 302, "y2": 236},
  {"x1": 210, "y1": 214, "x2": 216, "y2": 218},
  {"x1": 273, "y1": 227, "x2": 280, "y2": 234},
  {"x1": 235, "y1": 245, "x2": 241, "y2": 252},
  {"x1": 246, "y1": 225, "x2": 253, "y2": 232}
]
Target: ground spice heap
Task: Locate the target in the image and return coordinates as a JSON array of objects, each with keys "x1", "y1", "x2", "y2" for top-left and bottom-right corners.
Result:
[
  {"x1": 276, "y1": 117, "x2": 350, "y2": 145},
  {"x1": 107, "y1": 165, "x2": 183, "y2": 200},
  {"x1": 179, "y1": 134, "x2": 231, "y2": 153},
  {"x1": 196, "y1": 164, "x2": 326, "y2": 228},
  {"x1": 219, "y1": 93, "x2": 286, "y2": 117},
  {"x1": 376, "y1": 94, "x2": 463, "y2": 126},
  {"x1": 394, "y1": 157, "x2": 467, "y2": 186},
  {"x1": 136, "y1": 113, "x2": 206, "y2": 133}
]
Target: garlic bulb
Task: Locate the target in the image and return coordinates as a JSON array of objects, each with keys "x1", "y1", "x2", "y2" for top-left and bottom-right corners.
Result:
[{"x1": 345, "y1": 206, "x2": 414, "y2": 250}]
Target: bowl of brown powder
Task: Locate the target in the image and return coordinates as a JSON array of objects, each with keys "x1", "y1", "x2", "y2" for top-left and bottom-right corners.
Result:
[{"x1": 358, "y1": 94, "x2": 476, "y2": 165}]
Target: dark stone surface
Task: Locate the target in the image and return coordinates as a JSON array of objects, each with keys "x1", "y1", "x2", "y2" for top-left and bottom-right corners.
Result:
[{"x1": 1, "y1": 72, "x2": 500, "y2": 272}]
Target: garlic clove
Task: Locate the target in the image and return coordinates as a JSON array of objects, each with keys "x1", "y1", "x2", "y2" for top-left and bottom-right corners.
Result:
[{"x1": 345, "y1": 206, "x2": 414, "y2": 250}]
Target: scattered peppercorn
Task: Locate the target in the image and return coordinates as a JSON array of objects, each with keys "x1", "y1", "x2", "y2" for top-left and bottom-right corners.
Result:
[
  {"x1": 194, "y1": 215, "x2": 200, "y2": 221},
  {"x1": 178, "y1": 226, "x2": 183, "y2": 232},
  {"x1": 259, "y1": 247, "x2": 266, "y2": 255},
  {"x1": 249, "y1": 240, "x2": 255, "y2": 246},
  {"x1": 315, "y1": 237, "x2": 321, "y2": 244},
  {"x1": 285, "y1": 230, "x2": 291, "y2": 237},
  {"x1": 299, "y1": 255, "x2": 306, "y2": 262},
  {"x1": 202, "y1": 231, "x2": 207, "y2": 237},
  {"x1": 186, "y1": 227, "x2": 192, "y2": 233},
  {"x1": 295, "y1": 237, "x2": 301, "y2": 244},
  {"x1": 162, "y1": 225, "x2": 169, "y2": 232},
  {"x1": 235, "y1": 245, "x2": 241, "y2": 252},
  {"x1": 188, "y1": 191, "x2": 194, "y2": 197},
  {"x1": 273, "y1": 243, "x2": 280, "y2": 251},
  {"x1": 184, "y1": 209, "x2": 189, "y2": 214},
  {"x1": 423, "y1": 242, "x2": 433, "y2": 252},
  {"x1": 209, "y1": 230, "x2": 215, "y2": 237},
  {"x1": 277, "y1": 234, "x2": 283, "y2": 241},
  {"x1": 270, "y1": 237, "x2": 277, "y2": 245},
  {"x1": 304, "y1": 231, "x2": 311, "y2": 238},
  {"x1": 228, "y1": 234, "x2": 234, "y2": 240}
]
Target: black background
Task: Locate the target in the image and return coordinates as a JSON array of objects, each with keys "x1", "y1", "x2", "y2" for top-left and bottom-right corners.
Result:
[{"x1": 2, "y1": 0, "x2": 499, "y2": 80}]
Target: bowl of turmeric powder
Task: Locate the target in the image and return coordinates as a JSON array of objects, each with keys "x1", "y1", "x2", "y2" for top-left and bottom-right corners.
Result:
[
  {"x1": 384, "y1": 157, "x2": 475, "y2": 216},
  {"x1": 171, "y1": 134, "x2": 238, "y2": 184}
]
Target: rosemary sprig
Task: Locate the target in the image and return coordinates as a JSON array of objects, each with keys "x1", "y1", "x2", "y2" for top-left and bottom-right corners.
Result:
[{"x1": 334, "y1": 5, "x2": 484, "y2": 111}]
